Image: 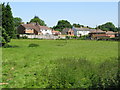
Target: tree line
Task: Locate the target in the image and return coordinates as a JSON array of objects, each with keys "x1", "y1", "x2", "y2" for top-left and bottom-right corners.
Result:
[{"x1": 0, "y1": 3, "x2": 118, "y2": 46}]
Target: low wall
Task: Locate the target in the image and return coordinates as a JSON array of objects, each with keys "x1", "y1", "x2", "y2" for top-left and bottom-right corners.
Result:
[{"x1": 20, "y1": 34, "x2": 60, "y2": 39}]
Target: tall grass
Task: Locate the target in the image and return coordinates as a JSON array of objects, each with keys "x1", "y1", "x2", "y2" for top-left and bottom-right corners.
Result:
[{"x1": 17, "y1": 57, "x2": 118, "y2": 88}]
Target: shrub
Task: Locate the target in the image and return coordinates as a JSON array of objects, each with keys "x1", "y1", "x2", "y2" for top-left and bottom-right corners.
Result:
[
  {"x1": 79, "y1": 35, "x2": 89, "y2": 40},
  {"x1": 20, "y1": 36, "x2": 28, "y2": 39},
  {"x1": 65, "y1": 36, "x2": 70, "y2": 39},
  {"x1": 28, "y1": 43, "x2": 39, "y2": 47},
  {"x1": 3, "y1": 44, "x2": 19, "y2": 48},
  {"x1": 71, "y1": 36, "x2": 78, "y2": 39},
  {"x1": 37, "y1": 57, "x2": 119, "y2": 88}
]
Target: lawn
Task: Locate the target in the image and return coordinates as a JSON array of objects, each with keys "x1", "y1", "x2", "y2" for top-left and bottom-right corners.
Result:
[{"x1": 2, "y1": 39, "x2": 119, "y2": 88}]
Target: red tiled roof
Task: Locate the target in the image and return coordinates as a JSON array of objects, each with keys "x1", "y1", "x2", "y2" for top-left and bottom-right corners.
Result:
[
  {"x1": 22, "y1": 24, "x2": 40, "y2": 31},
  {"x1": 52, "y1": 30, "x2": 60, "y2": 33},
  {"x1": 21, "y1": 23, "x2": 51, "y2": 32},
  {"x1": 39, "y1": 26, "x2": 51, "y2": 30}
]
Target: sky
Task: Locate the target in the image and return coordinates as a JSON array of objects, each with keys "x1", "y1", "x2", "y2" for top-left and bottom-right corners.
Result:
[{"x1": 9, "y1": 2, "x2": 118, "y2": 28}]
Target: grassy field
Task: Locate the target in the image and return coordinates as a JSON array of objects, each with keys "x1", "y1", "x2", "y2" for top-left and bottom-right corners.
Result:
[{"x1": 2, "y1": 39, "x2": 119, "y2": 88}]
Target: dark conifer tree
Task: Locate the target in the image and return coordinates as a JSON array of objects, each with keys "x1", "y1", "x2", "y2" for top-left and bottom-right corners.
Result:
[
  {"x1": 2, "y1": 3, "x2": 15, "y2": 38},
  {"x1": 1, "y1": 3, "x2": 14, "y2": 46}
]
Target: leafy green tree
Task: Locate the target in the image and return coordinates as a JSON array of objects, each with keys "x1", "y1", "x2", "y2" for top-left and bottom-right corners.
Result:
[
  {"x1": 73, "y1": 23, "x2": 84, "y2": 28},
  {"x1": 2, "y1": 3, "x2": 15, "y2": 38},
  {"x1": 98, "y1": 22, "x2": 118, "y2": 32},
  {"x1": 53, "y1": 20, "x2": 72, "y2": 31},
  {"x1": 13, "y1": 17, "x2": 23, "y2": 27},
  {"x1": 13, "y1": 17, "x2": 23, "y2": 36},
  {"x1": 30, "y1": 16, "x2": 46, "y2": 26}
]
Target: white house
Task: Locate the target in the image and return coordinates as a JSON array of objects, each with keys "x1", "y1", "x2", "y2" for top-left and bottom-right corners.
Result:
[
  {"x1": 73, "y1": 27, "x2": 91, "y2": 37},
  {"x1": 39, "y1": 26, "x2": 52, "y2": 35}
]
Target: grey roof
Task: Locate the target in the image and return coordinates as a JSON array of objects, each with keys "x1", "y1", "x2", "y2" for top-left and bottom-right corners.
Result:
[{"x1": 73, "y1": 27, "x2": 91, "y2": 31}]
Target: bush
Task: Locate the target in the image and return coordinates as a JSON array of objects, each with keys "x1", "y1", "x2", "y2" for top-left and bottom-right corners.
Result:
[
  {"x1": 37, "y1": 57, "x2": 119, "y2": 88},
  {"x1": 28, "y1": 43, "x2": 39, "y2": 47},
  {"x1": 20, "y1": 36, "x2": 28, "y2": 39},
  {"x1": 65, "y1": 36, "x2": 70, "y2": 39},
  {"x1": 3, "y1": 44, "x2": 19, "y2": 48},
  {"x1": 79, "y1": 35, "x2": 89, "y2": 40},
  {"x1": 71, "y1": 36, "x2": 78, "y2": 39}
]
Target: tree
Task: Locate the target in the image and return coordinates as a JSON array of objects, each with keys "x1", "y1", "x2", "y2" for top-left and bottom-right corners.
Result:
[
  {"x1": 13, "y1": 17, "x2": 23, "y2": 27},
  {"x1": 53, "y1": 20, "x2": 72, "y2": 31},
  {"x1": 73, "y1": 23, "x2": 84, "y2": 28},
  {"x1": 0, "y1": 4, "x2": 2, "y2": 27},
  {"x1": 1, "y1": 3, "x2": 14, "y2": 46},
  {"x1": 30, "y1": 16, "x2": 46, "y2": 26},
  {"x1": 2, "y1": 3, "x2": 5, "y2": 28},
  {"x1": 0, "y1": 27, "x2": 10, "y2": 46},
  {"x1": 97, "y1": 22, "x2": 118, "y2": 32},
  {"x1": 2, "y1": 3, "x2": 15, "y2": 38},
  {"x1": 13, "y1": 17, "x2": 23, "y2": 35}
]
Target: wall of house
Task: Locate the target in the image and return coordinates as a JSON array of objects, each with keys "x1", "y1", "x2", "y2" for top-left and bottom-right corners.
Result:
[
  {"x1": 17, "y1": 25, "x2": 25, "y2": 34},
  {"x1": 25, "y1": 29, "x2": 34, "y2": 34},
  {"x1": 40, "y1": 29, "x2": 52, "y2": 35},
  {"x1": 77, "y1": 31, "x2": 90, "y2": 36},
  {"x1": 107, "y1": 35, "x2": 115, "y2": 38}
]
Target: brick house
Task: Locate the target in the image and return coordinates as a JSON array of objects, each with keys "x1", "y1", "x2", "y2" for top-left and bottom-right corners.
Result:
[
  {"x1": 89, "y1": 29, "x2": 116, "y2": 39},
  {"x1": 61, "y1": 28, "x2": 74, "y2": 36},
  {"x1": 52, "y1": 30, "x2": 61, "y2": 36},
  {"x1": 17, "y1": 22, "x2": 52, "y2": 35}
]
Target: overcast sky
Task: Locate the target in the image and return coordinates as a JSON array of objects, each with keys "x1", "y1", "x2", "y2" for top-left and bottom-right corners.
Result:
[{"x1": 9, "y1": 2, "x2": 118, "y2": 28}]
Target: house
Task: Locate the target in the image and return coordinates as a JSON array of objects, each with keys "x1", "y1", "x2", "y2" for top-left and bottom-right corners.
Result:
[
  {"x1": 39, "y1": 26, "x2": 52, "y2": 35},
  {"x1": 17, "y1": 22, "x2": 52, "y2": 35},
  {"x1": 89, "y1": 29, "x2": 116, "y2": 39},
  {"x1": 61, "y1": 28, "x2": 74, "y2": 36},
  {"x1": 52, "y1": 30, "x2": 61, "y2": 36},
  {"x1": 72, "y1": 27, "x2": 91, "y2": 37},
  {"x1": 106, "y1": 31, "x2": 115, "y2": 38}
]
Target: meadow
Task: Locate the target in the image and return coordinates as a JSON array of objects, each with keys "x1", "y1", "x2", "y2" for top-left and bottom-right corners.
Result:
[{"x1": 2, "y1": 39, "x2": 119, "y2": 88}]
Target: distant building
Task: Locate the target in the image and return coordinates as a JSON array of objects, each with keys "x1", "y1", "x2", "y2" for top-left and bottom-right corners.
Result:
[
  {"x1": 61, "y1": 28, "x2": 74, "y2": 36},
  {"x1": 52, "y1": 30, "x2": 61, "y2": 36},
  {"x1": 89, "y1": 29, "x2": 116, "y2": 39},
  {"x1": 72, "y1": 27, "x2": 91, "y2": 36},
  {"x1": 17, "y1": 22, "x2": 52, "y2": 35}
]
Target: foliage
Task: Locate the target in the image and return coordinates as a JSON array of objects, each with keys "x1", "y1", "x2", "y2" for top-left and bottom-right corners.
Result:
[
  {"x1": 71, "y1": 36, "x2": 78, "y2": 39},
  {"x1": 28, "y1": 43, "x2": 39, "y2": 47},
  {"x1": 65, "y1": 36, "x2": 70, "y2": 39},
  {"x1": 0, "y1": 27, "x2": 10, "y2": 46},
  {"x1": 40, "y1": 57, "x2": 118, "y2": 88},
  {"x1": 3, "y1": 44, "x2": 19, "y2": 48},
  {"x1": 79, "y1": 35, "x2": 90, "y2": 40},
  {"x1": 73, "y1": 23, "x2": 84, "y2": 28},
  {"x1": 13, "y1": 17, "x2": 23, "y2": 38},
  {"x1": 13, "y1": 17, "x2": 23, "y2": 27},
  {"x1": 97, "y1": 22, "x2": 118, "y2": 32},
  {"x1": 53, "y1": 20, "x2": 72, "y2": 31},
  {"x1": 0, "y1": 4, "x2": 2, "y2": 26},
  {"x1": 2, "y1": 3, "x2": 15, "y2": 38},
  {"x1": 19, "y1": 36, "x2": 28, "y2": 39},
  {"x1": 30, "y1": 16, "x2": 46, "y2": 26}
]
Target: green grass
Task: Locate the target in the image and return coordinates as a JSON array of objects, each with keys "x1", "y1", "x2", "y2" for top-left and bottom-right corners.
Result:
[{"x1": 2, "y1": 39, "x2": 119, "y2": 88}]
